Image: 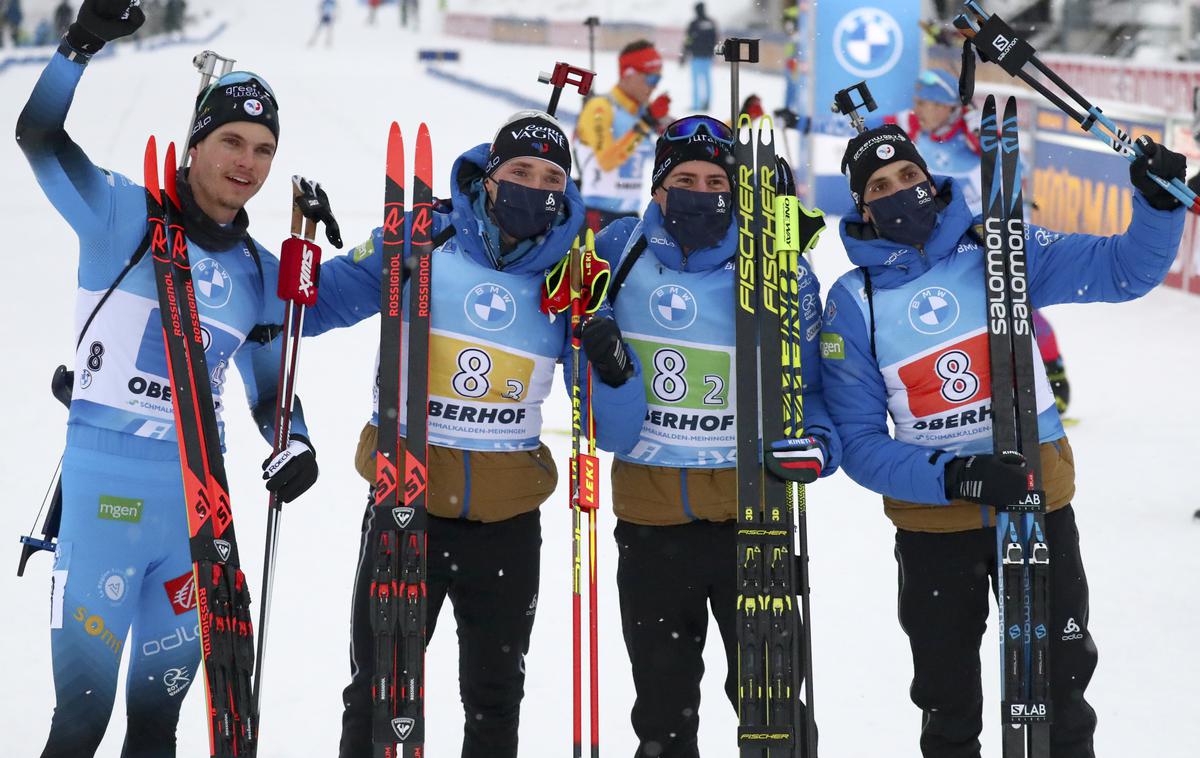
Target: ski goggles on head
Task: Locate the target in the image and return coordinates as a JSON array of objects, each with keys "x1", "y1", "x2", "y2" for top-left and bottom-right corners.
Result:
[
  {"x1": 195, "y1": 70, "x2": 281, "y2": 112},
  {"x1": 662, "y1": 115, "x2": 734, "y2": 145}
]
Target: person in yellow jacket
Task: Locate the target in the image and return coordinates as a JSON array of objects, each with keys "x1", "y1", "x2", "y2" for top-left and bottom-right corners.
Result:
[{"x1": 575, "y1": 39, "x2": 671, "y2": 233}]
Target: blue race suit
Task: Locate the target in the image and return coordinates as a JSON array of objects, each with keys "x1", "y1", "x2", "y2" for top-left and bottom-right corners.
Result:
[{"x1": 17, "y1": 46, "x2": 305, "y2": 757}]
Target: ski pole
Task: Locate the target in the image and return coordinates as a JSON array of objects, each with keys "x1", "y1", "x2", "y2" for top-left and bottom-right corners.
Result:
[
  {"x1": 718, "y1": 38, "x2": 760, "y2": 132},
  {"x1": 541, "y1": 229, "x2": 610, "y2": 758},
  {"x1": 954, "y1": 0, "x2": 1200, "y2": 213},
  {"x1": 181, "y1": 50, "x2": 236, "y2": 168},
  {"x1": 584, "y1": 16, "x2": 600, "y2": 90},
  {"x1": 16, "y1": 365, "x2": 73, "y2": 576},
  {"x1": 251, "y1": 176, "x2": 326, "y2": 729},
  {"x1": 538, "y1": 62, "x2": 596, "y2": 117}
]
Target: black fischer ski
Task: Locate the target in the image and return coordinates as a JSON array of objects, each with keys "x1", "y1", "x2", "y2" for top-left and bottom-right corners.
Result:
[
  {"x1": 979, "y1": 95, "x2": 1051, "y2": 758},
  {"x1": 734, "y1": 114, "x2": 823, "y2": 757},
  {"x1": 145, "y1": 138, "x2": 256, "y2": 758}
]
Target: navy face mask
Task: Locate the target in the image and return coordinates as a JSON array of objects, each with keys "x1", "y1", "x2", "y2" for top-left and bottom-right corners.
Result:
[
  {"x1": 664, "y1": 187, "x2": 732, "y2": 252},
  {"x1": 865, "y1": 180, "x2": 938, "y2": 248},
  {"x1": 491, "y1": 180, "x2": 565, "y2": 240}
]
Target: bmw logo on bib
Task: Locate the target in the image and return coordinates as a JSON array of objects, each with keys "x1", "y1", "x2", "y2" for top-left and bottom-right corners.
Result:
[
  {"x1": 465, "y1": 283, "x2": 517, "y2": 331},
  {"x1": 834, "y1": 8, "x2": 904, "y2": 79},
  {"x1": 649, "y1": 285, "x2": 698, "y2": 331},
  {"x1": 192, "y1": 258, "x2": 233, "y2": 309},
  {"x1": 909, "y1": 287, "x2": 960, "y2": 335}
]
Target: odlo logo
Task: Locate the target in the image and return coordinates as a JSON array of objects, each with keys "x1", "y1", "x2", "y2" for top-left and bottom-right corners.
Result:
[
  {"x1": 1062, "y1": 617, "x2": 1083, "y2": 641},
  {"x1": 544, "y1": 192, "x2": 557, "y2": 212}
]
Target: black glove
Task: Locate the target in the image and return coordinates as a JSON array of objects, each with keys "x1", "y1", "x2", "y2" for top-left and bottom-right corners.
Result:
[
  {"x1": 580, "y1": 317, "x2": 634, "y2": 388},
  {"x1": 1044, "y1": 357, "x2": 1070, "y2": 415},
  {"x1": 765, "y1": 436, "x2": 825, "y2": 484},
  {"x1": 1130, "y1": 135, "x2": 1187, "y2": 212},
  {"x1": 66, "y1": 0, "x2": 145, "y2": 55},
  {"x1": 944, "y1": 452, "x2": 1032, "y2": 507},
  {"x1": 262, "y1": 434, "x2": 319, "y2": 503},
  {"x1": 294, "y1": 176, "x2": 343, "y2": 249}
]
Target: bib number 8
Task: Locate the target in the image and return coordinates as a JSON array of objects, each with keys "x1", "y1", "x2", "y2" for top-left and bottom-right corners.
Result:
[
  {"x1": 452, "y1": 348, "x2": 493, "y2": 399},
  {"x1": 936, "y1": 349, "x2": 979, "y2": 403},
  {"x1": 652, "y1": 348, "x2": 688, "y2": 403}
]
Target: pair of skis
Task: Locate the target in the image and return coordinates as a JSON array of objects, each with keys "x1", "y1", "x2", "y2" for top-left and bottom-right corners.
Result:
[
  {"x1": 370, "y1": 121, "x2": 434, "y2": 757},
  {"x1": 733, "y1": 113, "x2": 825, "y2": 758},
  {"x1": 144, "y1": 139, "x2": 327, "y2": 758},
  {"x1": 144, "y1": 138, "x2": 255, "y2": 757},
  {"x1": 979, "y1": 96, "x2": 1052, "y2": 758}
]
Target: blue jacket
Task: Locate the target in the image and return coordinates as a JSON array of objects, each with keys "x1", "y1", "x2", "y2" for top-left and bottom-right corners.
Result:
[
  {"x1": 304, "y1": 143, "x2": 646, "y2": 454},
  {"x1": 595, "y1": 199, "x2": 842, "y2": 472},
  {"x1": 16, "y1": 49, "x2": 304, "y2": 458},
  {"x1": 821, "y1": 176, "x2": 1184, "y2": 506}
]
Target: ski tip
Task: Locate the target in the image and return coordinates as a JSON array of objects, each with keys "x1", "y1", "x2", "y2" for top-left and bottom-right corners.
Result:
[
  {"x1": 163, "y1": 142, "x2": 181, "y2": 209},
  {"x1": 386, "y1": 121, "x2": 404, "y2": 184},
  {"x1": 144, "y1": 136, "x2": 161, "y2": 202},
  {"x1": 758, "y1": 114, "x2": 775, "y2": 143}
]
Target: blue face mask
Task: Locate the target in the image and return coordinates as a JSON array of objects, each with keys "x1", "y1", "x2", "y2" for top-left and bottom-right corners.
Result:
[
  {"x1": 864, "y1": 180, "x2": 938, "y2": 248},
  {"x1": 663, "y1": 187, "x2": 732, "y2": 252},
  {"x1": 491, "y1": 180, "x2": 565, "y2": 240}
]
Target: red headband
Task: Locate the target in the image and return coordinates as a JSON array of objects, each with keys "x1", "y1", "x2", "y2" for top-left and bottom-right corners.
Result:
[{"x1": 619, "y1": 46, "x2": 662, "y2": 78}]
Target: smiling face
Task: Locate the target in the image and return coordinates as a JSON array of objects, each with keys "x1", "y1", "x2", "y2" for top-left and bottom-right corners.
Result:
[
  {"x1": 186, "y1": 122, "x2": 277, "y2": 224},
  {"x1": 914, "y1": 98, "x2": 957, "y2": 134},
  {"x1": 652, "y1": 160, "x2": 730, "y2": 214},
  {"x1": 861, "y1": 159, "x2": 935, "y2": 223}
]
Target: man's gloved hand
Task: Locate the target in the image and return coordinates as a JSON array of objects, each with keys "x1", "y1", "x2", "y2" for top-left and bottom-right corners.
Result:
[
  {"x1": 1130, "y1": 135, "x2": 1187, "y2": 212},
  {"x1": 765, "y1": 436, "x2": 825, "y2": 484},
  {"x1": 944, "y1": 452, "x2": 1031, "y2": 506},
  {"x1": 67, "y1": 0, "x2": 146, "y2": 55},
  {"x1": 640, "y1": 93, "x2": 672, "y2": 131},
  {"x1": 579, "y1": 317, "x2": 634, "y2": 388},
  {"x1": 294, "y1": 177, "x2": 343, "y2": 249},
  {"x1": 262, "y1": 435, "x2": 319, "y2": 503}
]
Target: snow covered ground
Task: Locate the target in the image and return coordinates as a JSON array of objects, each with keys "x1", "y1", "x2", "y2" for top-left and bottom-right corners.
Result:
[{"x1": 1, "y1": 2, "x2": 1197, "y2": 756}]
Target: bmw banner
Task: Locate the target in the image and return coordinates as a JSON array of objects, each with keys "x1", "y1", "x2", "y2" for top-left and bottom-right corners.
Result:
[{"x1": 809, "y1": 2, "x2": 921, "y2": 212}]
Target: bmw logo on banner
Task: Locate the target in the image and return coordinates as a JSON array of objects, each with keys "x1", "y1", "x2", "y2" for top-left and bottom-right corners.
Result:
[{"x1": 833, "y1": 8, "x2": 904, "y2": 79}]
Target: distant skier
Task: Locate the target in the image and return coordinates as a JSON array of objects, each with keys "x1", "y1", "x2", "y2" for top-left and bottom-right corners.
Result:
[
  {"x1": 308, "y1": 0, "x2": 335, "y2": 47},
  {"x1": 301, "y1": 111, "x2": 645, "y2": 758},
  {"x1": 596, "y1": 115, "x2": 840, "y2": 756},
  {"x1": 819, "y1": 123, "x2": 1186, "y2": 757},
  {"x1": 575, "y1": 40, "x2": 672, "y2": 233},
  {"x1": 16, "y1": 0, "x2": 321, "y2": 754},
  {"x1": 54, "y1": 0, "x2": 72, "y2": 37},
  {"x1": 680, "y1": 2, "x2": 717, "y2": 111},
  {"x1": 881, "y1": 68, "x2": 982, "y2": 213}
]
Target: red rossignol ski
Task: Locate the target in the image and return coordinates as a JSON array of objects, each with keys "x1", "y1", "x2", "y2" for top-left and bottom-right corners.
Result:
[
  {"x1": 145, "y1": 137, "x2": 256, "y2": 758},
  {"x1": 370, "y1": 122, "x2": 433, "y2": 757}
]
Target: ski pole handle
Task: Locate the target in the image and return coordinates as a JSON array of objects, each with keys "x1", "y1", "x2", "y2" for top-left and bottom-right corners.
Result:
[
  {"x1": 278, "y1": 238, "x2": 321, "y2": 307},
  {"x1": 538, "y1": 62, "x2": 596, "y2": 117}
]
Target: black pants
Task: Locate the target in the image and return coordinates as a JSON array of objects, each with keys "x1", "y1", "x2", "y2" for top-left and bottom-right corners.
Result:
[
  {"x1": 895, "y1": 505, "x2": 1098, "y2": 758},
  {"x1": 339, "y1": 504, "x2": 542, "y2": 758},
  {"x1": 615, "y1": 519, "x2": 813, "y2": 758}
]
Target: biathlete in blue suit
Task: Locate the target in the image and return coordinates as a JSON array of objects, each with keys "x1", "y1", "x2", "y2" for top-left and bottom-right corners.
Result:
[
  {"x1": 301, "y1": 111, "x2": 646, "y2": 758},
  {"x1": 819, "y1": 122, "x2": 1186, "y2": 758},
  {"x1": 595, "y1": 115, "x2": 841, "y2": 757},
  {"x1": 16, "y1": 2, "x2": 321, "y2": 755}
]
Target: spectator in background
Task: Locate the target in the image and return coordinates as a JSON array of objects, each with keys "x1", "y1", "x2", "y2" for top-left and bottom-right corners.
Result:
[
  {"x1": 309, "y1": 0, "x2": 335, "y2": 47},
  {"x1": 54, "y1": 0, "x2": 72, "y2": 37},
  {"x1": 575, "y1": 40, "x2": 671, "y2": 233},
  {"x1": 33, "y1": 16, "x2": 50, "y2": 45},
  {"x1": 367, "y1": 0, "x2": 380, "y2": 25},
  {"x1": 681, "y1": 2, "x2": 717, "y2": 111},
  {"x1": 164, "y1": 0, "x2": 185, "y2": 34},
  {"x1": 2, "y1": 0, "x2": 24, "y2": 47}
]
